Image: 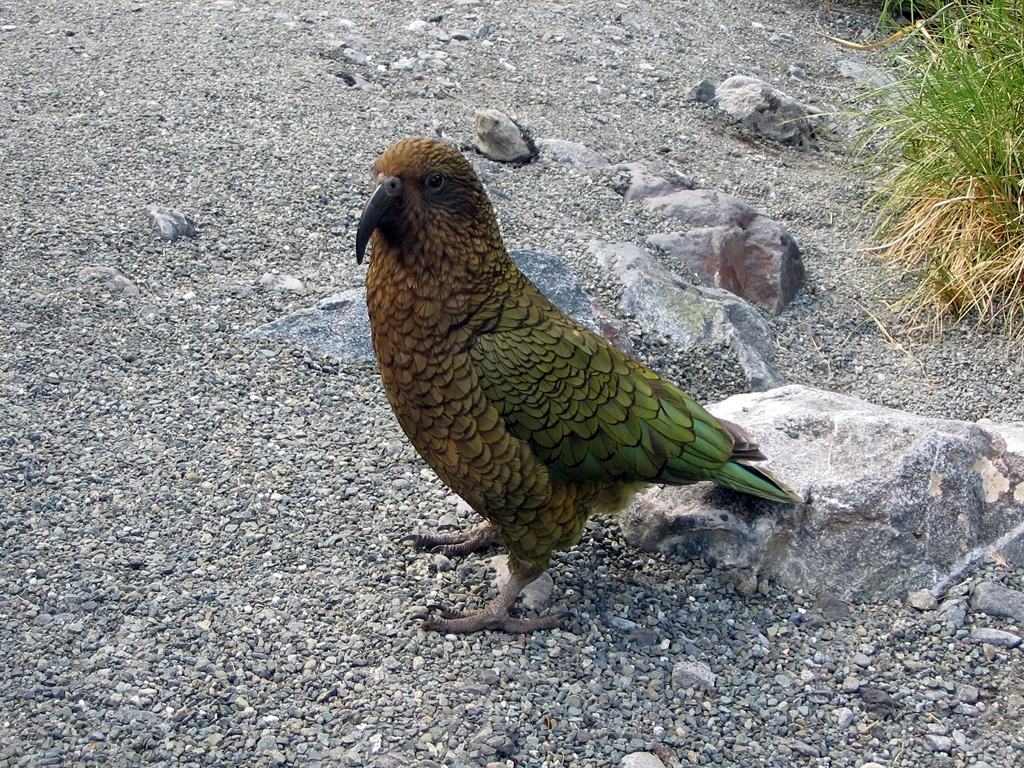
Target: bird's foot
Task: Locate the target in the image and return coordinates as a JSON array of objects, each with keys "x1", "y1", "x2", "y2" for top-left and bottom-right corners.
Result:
[
  {"x1": 402, "y1": 521, "x2": 501, "y2": 557},
  {"x1": 414, "y1": 571, "x2": 566, "y2": 634}
]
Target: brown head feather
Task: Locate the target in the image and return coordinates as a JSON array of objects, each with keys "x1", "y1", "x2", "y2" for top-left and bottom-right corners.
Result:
[{"x1": 362, "y1": 138, "x2": 506, "y2": 288}]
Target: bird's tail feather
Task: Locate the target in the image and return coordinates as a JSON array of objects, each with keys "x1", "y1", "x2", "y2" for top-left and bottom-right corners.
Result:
[{"x1": 715, "y1": 460, "x2": 804, "y2": 504}]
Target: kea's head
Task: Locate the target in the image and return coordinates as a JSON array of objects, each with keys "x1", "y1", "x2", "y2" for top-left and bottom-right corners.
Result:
[{"x1": 356, "y1": 138, "x2": 497, "y2": 267}]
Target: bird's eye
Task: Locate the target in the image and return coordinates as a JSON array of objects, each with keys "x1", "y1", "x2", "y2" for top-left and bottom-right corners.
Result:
[{"x1": 425, "y1": 172, "x2": 445, "y2": 191}]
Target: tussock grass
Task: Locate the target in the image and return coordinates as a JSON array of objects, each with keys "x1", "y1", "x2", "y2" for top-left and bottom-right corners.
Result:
[{"x1": 859, "y1": 0, "x2": 1024, "y2": 338}]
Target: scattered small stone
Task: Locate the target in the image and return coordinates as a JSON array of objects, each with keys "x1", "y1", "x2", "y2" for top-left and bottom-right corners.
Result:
[
  {"x1": 5, "y1": 5, "x2": 1024, "y2": 768},
  {"x1": 859, "y1": 686, "x2": 897, "y2": 718},
  {"x1": 834, "y1": 707, "x2": 854, "y2": 729},
  {"x1": 851, "y1": 652, "x2": 871, "y2": 668}
]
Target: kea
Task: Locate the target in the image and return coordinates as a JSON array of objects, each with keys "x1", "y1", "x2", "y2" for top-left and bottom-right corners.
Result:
[{"x1": 355, "y1": 137, "x2": 803, "y2": 634}]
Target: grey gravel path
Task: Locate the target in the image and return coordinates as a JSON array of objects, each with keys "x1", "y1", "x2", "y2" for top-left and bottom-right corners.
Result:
[{"x1": 1, "y1": 1, "x2": 1022, "y2": 766}]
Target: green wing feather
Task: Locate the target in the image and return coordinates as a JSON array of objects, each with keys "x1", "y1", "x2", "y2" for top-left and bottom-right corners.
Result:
[{"x1": 468, "y1": 282, "x2": 735, "y2": 487}]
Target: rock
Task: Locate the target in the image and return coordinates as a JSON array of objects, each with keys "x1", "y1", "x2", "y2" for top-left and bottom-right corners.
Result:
[
  {"x1": 715, "y1": 75, "x2": 815, "y2": 145},
  {"x1": 938, "y1": 596, "x2": 968, "y2": 628},
  {"x1": 145, "y1": 204, "x2": 199, "y2": 241},
  {"x1": 924, "y1": 734, "x2": 955, "y2": 754},
  {"x1": 860, "y1": 686, "x2": 897, "y2": 718},
  {"x1": 432, "y1": 553, "x2": 455, "y2": 572},
  {"x1": 614, "y1": 161, "x2": 692, "y2": 202},
  {"x1": 78, "y1": 266, "x2": 140, "y2": 297},
  {"x1": 474, "y1": 109, "x2": 535, "y2": 163},
  {"x1": 970, "y1": 581, "x2": 1024, "y2": 621},
  {"x1": 671, "y1": 660, "x2": 716, "y2": 691},
  {"x1": 685, "y1": 79, "x2": 716, "y2": 103},
  {"x1": 969, "y1": 628, "x2": 1021, "y2": 648},
  {"x1": 489, "y1": 556, "x2": 554, "y2": 612},
  {"x1": 334, "y1": 70, "x2": 380, "y2": 92},
  {"x1": 259, "y1": 273, "x2": 305, "y2": 293},
  {"x1": 834, "y1": 707, "x2": 854, "y2": 729},
  {"x1": 620, "y1": 385, "x2": 1024, "y2": 600},
  {"x1": 644, "y1": 188, "x2": 804, "y2": 314},
  {"x1": 536, "y1": 138, "x2": 609, "y2": 167},
  {"x1": 249, "y1": 249, "x2": 621, "y2": 361},
  {"x1": 621, "y1": 753, "x2": 666, "y2": 768},
  {"x1": 646, "y1": 187, "x2": 755, "y2": 228},
  {"x1": 957, "y1": 684, "x2": 980, "y2": 704},
  {"x1": 610, "y1": 161, "x2": 692, "y2": 202},
  {"x1": 248, "y1": 287, "x2": 374, "y2": 362},
  {"x1": 591, "y1": 240, "x2": 783, "y2": 391},
  {"x1": 907, "y1": 589, "x2": 938, "y2": 610}
]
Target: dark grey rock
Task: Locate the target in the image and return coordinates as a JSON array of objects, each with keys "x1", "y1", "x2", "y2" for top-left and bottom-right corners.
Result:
[
  {"x1": 924, "y1": 735, "x2": 954, "y2": 754},
  {"x1": 957, "y1": 684, "x2": 980, "y2": 704},
  {"x1": 685, "y1": 79, "x2": 716, "y2": 103},
  {"x1": 970, "y1": 581, "x2": 1024, "y2": 622},
  {"x1": 510, "y1": 249, "x2": 601, "y2": 333},
  {"x1": 248, "y1": 287, "x2": 374, "y2": 362}
]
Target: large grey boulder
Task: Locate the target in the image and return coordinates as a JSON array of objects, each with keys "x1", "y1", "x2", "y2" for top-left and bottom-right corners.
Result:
[
  {"x1": 620, "y1": 385, "x2": 1024, "y2": 599},
  {"x1": 591, "y1": 240, "x2": 783, "y2": 391}
]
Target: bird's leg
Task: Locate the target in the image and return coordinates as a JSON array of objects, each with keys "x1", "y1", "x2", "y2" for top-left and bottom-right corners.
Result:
[
  {"x1": 402, "y1": 521, "x2": 502, "y2": 557},
  {"x1": 419, "y1": 568, "x2": 566, "y2": 634}
]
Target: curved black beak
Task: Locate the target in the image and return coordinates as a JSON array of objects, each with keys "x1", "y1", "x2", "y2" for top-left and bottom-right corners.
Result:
[{"x1": 355, "y1": 175, "x2": 403, "y2": 264}]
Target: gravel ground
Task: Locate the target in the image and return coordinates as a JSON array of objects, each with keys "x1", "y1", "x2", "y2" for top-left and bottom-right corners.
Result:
[{"x1": 2, "y1": 1, "x2": 1022, "y2": 766}]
